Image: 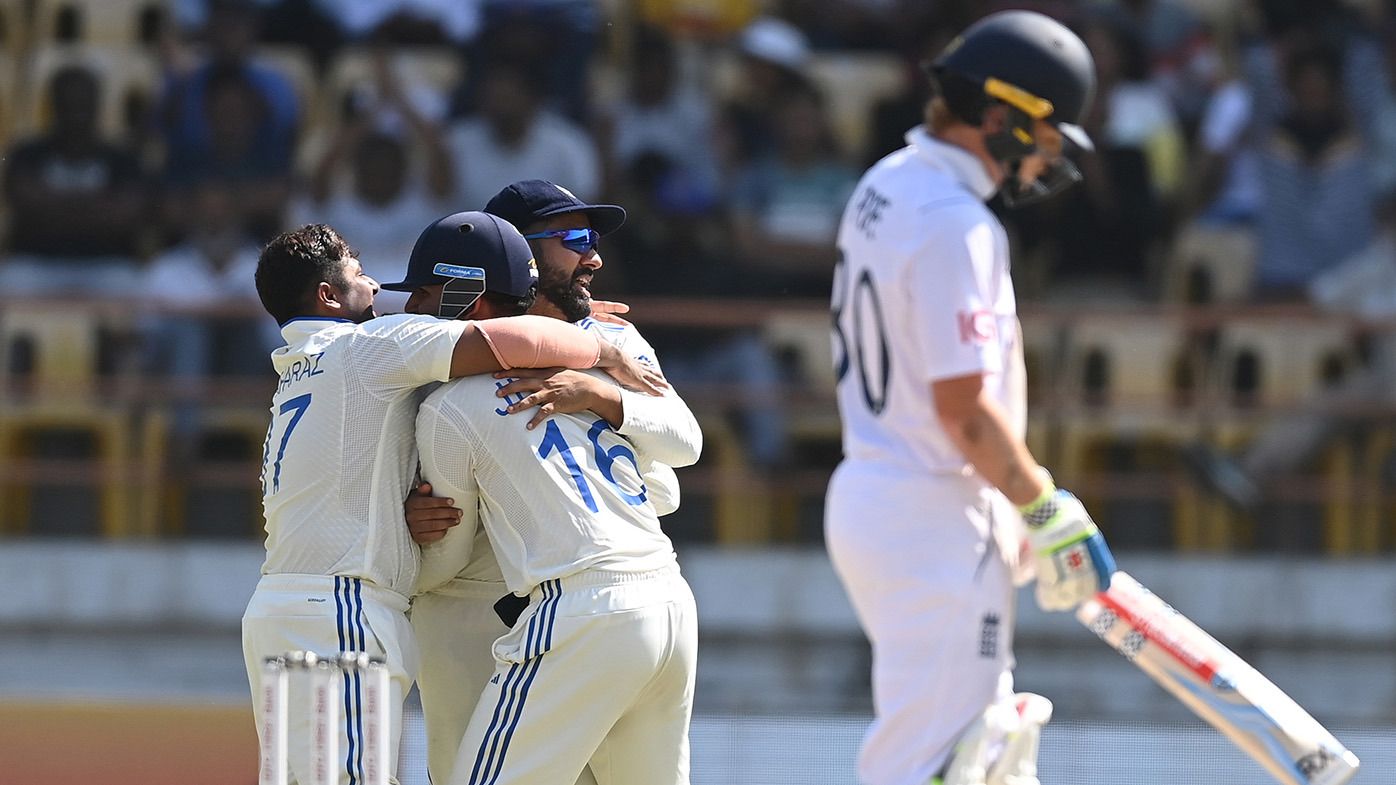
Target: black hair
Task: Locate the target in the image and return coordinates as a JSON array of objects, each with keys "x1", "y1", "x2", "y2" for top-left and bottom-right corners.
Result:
[
  {"x1": 255, "y1": 224, "x2": 354, "y2": 324},
  {"x1": 477, "y1": 286, "x2": 536, "y2": 318}
]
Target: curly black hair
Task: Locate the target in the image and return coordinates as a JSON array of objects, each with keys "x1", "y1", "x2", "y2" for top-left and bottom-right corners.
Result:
[{"x1": 255, "y1": 224, "x2": 355, "y2": 324}]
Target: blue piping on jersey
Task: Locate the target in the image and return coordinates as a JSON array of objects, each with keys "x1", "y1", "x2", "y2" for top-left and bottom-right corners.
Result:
[{"x1": 280, "y1": 316, "x2": 354, "y2": 327}]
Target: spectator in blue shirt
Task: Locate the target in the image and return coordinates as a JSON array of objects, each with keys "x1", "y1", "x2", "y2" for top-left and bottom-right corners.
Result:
[{"x1": 158, "y1": 0, "x2": 297, "y2": 238}]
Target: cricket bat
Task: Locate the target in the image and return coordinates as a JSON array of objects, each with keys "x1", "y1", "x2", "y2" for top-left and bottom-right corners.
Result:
[{"x1": 1076, "y1": 571, "x2": 1360, "y2": 785}]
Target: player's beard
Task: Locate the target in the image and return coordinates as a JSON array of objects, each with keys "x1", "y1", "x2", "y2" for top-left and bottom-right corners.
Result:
[{"x1": 539, "y1": 267, "x2": 593, "y2": 322}]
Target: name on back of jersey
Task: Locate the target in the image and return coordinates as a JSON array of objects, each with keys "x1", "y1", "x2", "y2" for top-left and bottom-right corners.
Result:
[{"x1": 277, "y1": 351, "x2": 326, "y2": 394}]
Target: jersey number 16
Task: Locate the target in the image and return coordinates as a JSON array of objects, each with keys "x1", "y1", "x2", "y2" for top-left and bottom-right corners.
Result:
[{"x1": 537, "y1": 418, "x2": 648, "y2": 513}]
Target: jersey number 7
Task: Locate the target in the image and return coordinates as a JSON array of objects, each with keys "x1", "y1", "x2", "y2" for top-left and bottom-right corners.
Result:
[{"x1": 261, "y1": 393, "x2": 312, "y2": 496}]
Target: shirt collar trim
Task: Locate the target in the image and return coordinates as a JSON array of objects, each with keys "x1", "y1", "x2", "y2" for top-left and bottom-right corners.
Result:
[{"x1": 906, "y1": 126, "x2": 1000, "y2": 201}]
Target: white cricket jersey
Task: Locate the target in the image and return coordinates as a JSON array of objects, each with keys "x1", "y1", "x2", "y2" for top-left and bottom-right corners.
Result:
[
  {"x1": 413, "y1": 315, "x2": 699, "y2": 595},
  {"x1": 417, "y1": 370, "x2": 677, "y2": 596},
  {"x1": 259, "y1": 314, "x2": 467, "y2": 597},
  {"x1": 833, "y1": 127, "x2": 1026, "y2": 475}
]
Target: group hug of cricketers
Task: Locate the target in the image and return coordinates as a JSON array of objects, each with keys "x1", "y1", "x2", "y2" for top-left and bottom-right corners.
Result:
[{"x1": 245, "y1": 11, "x2": 1126, "y2": 785}]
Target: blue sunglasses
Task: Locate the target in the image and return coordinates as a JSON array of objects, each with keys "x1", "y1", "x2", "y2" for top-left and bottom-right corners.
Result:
[{"x1": 522, "y1": 227, "x2": 601, "y2": 255}]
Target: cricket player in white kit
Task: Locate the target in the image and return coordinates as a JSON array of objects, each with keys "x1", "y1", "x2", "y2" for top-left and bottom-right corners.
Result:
[
  {"x1": 241, "y1": 218, "x2": 661, "y2": 785},
  {"x1": 404, "y1": 180, "x2": 701, "y2": 785},
  {"x1": 824, "y1": 12, "x2": 1117, "y2": 785},
  {"x1": 417, "y1": 374, "x2": 697, "y2": 785}
]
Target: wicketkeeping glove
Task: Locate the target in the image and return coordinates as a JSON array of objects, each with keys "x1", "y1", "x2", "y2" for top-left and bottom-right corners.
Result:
[{"x1": 1019, "y1": 483, "x2": 1115, "y2": 611}]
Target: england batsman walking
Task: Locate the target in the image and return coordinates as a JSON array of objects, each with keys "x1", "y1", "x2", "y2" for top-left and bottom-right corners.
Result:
[{"x1": 824, "y1": 12, "x2": 1117, "y2": 785}]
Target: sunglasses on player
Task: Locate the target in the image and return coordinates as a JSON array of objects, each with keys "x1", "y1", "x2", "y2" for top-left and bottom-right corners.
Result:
[{"x1": 522, "y1": 227, "x2": 601, "y2": 255}]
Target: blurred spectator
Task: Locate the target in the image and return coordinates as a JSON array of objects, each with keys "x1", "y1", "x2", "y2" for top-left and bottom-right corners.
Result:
[
  {"x1": 728, "y1": 83, "x2": 859, "y2": 298},
  {"x1": 1010, "y1": 16, "x2": 1173, "y2": 291},
  {"x1": 142, "y1": 180, "x2": 279, "y2": 455},
  {"x1": 313, "y1": 0, "x2": 482, "y2": 45},
  {"x1": 471, "y1": 1, "x2": 603, "y2": 122},
  {"x1": 862, "y1": 24, "x2": 955, "y2": 167},
  {"x1": 1239, "y1": 1, "x2": 1386, "y2": 139},
  {"x1": 596, "y1": 25, "x2": 721, "y2": 222},
  {"x1": 446, "y1": 55, "x2": 601, "y2": 209},
  {"x1": 716, "y1": 16, "x2": 815, "y2": 174},
  {"x1": 1369, "y1": 24, "x2": 1396, "y2": 196},
  {"x1": 1084, "y1": 14, "x2": 1186, "y2": 202},
  {"x1": 292, "y1": 58, "x2": 452, "y2": 313},
  {"x1": 158, "y1": 0, "x2": 298, "y2": 237},
  {"x1": 635, "y1": 0, "x2": 759, "y2": 40},
  {"x1": 1184, "y1": 38, "x2": 1261, "y2": 225},
  {"x1": 336, "y1": 47, "x2": 452, "y2": 135},
  {"x1": 1096, "y1": 0, "x2": 1212, "y2": 122},
  {"x1": 175, "y1": 1, "x2": 345, "y2": 65},
  {"x1": 0, "y1": 65, "x2": 147, "y2": 295},
  {"x1": 1253, "y1": 45, "x2": 1372, "y2": 298}
]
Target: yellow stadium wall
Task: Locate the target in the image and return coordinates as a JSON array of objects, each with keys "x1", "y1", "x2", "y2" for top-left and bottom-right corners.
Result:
[{"x1": 0, "y1": 701, "x2": 256, "y2": 784}]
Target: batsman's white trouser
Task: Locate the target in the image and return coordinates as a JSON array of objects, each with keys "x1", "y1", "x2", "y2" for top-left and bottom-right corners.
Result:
[
  {"x1": 447, "y1": 565, "x2": 697, "y2": 785},
  {"x1": 825, "y1": 462, "x2": 1020, "y2": 785},
  {"x1": 243, "y1": 574, "x2": 418, "y2": 785}
]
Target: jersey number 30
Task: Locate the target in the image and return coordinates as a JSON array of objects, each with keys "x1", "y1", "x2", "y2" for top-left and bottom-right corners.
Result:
[
  {"x1": 537, "y1": 418, "x2": 648, "y2": 513},
  {"x1": 831, "y1": 253, "x2": 890, "y2": 414}
]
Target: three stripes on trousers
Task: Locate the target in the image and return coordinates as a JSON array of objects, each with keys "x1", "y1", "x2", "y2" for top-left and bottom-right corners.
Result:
[
  {"x1": 468, "y1": 579, "x2": 563, "y2": 785},
  {"x1": 336, "y1": 576, "x2": 367, "y2": 785}
]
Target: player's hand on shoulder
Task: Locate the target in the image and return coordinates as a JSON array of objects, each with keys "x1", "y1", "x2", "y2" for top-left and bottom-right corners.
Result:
[
  {"x1": 588, "y1": 300, "x2": 633, "y2": 326},
  {"x1": 405, "y1": 482, "x2": 462, "y2": 545},
  {"x1": 595, "y1": 341, "x2": 669, "y2": 396},
  {"x1": 494, "y1": 367, "x2": 622, "y2": 429},
  {"x1": 1019, "y1": 479, "x2": 1116, "y2": 612}
]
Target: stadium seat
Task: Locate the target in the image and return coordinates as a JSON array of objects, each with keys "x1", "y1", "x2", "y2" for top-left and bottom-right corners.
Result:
[
  {"x1": 1054, "y1": 313, "x2": 1209, "y2": 547},
  {"x1": 31, "y1": 0, "x2": 167, "y2": 46},
  {"x1": 1206, "y1": 316, "x2": 1362, "y2": 551},
  {"x1": 1162, "y1": 222, "x2": 1257, "y2": 304},
  {"x1": 1020, "y1": 311, "x2": 1065, "y2": 469},
  {"x1": 0, "y1": 301, "x2": 137, "y2": 537},
  {"x1": 764, "y1": 309, "x2": 834, "y2": 391},
  {"x1": 807, "y1": 53, "x2": 906, "y2": 159},
  {"x1": 15, "y1": 44, "x2": 160, "y2": 142},
  {"x1": 138, "y1": 402, "x2": 269, "y2": 537},
  {"x1": 1356, "y1": 425, "x2": 1395, "y2": 553}
]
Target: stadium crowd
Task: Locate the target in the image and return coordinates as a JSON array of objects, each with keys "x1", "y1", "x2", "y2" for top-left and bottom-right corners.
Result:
[{"x1": 3, "y1": 0, "x2": 1396, "y2": 547}]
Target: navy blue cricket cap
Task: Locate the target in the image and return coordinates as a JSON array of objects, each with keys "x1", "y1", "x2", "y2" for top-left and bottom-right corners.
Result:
[
  {"x1": 484, "y1": 180, "x2": 627, "y2": 236},
  {"x1": 381, "y1": 211, "x2": 537, "y2": 298}
]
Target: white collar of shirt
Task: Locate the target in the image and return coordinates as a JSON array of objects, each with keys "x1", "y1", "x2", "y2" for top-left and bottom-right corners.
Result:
[
  {"x1": 905, "y1": 126, "x2": 999, "y2": 202},
  {"x1": 279, "y1": 316, "x2": 352, "y2": 343}
]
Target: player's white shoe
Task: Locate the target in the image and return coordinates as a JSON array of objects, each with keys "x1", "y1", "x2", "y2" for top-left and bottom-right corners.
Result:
[{"x1": 935, "y1": 693, "x2": 1053, "y2": 785}]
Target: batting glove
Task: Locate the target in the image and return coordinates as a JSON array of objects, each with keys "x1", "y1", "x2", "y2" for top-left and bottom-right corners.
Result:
[{"x1": 1019, "y1": 484, "x2": 1115, "y2": 612}]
